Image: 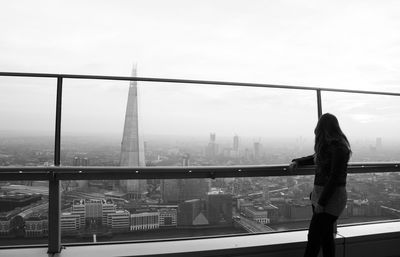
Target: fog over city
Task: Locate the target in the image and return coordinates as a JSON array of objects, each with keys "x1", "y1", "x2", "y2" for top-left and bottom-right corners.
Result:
[{"x1": 1, "y1": 0, "x2": 400, "y2": 140}]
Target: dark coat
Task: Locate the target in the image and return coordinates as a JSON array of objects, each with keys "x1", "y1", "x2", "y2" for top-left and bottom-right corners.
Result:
[{"x1": 292, "y1": 141, "x2": 350, "y2": 206}]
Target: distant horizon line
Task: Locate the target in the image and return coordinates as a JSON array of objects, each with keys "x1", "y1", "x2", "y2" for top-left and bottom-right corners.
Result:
[
  {"x1": 0, "y1": 129, "x2": 309, "y2": 139},
  {"x1": 0, "y1": 129, "x2": 393, "y2": 142}
]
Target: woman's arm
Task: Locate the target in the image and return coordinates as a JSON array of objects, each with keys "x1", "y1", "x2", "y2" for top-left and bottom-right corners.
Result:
[
  {"x1": 318, "y1": 146, "x2": 348, "y2": 207},
  {"x1": 292, "y1": 154, "x2": 315, "y2": 166}
]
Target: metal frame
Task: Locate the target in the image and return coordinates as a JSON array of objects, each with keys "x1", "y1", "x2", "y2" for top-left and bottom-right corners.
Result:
[
  {"x1": 316, "y1": 89, "x2": 322, "y2": 118},
  {"x1": 0, "y1": 163, "x2": 399, "y2": 181},
  {"x1": 1, "y1": 71, "x2": 400, "y2": 253},
  {"x1": 47, "y1": 76, "x2": 63, "y2": 253},
  {"x1": 1, "y1": 71, "x2": 400, "y2": 96}
]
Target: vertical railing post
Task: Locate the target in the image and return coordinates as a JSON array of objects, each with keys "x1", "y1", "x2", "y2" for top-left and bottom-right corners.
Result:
[
  {"x1": 54, "y1": 76, "x2": 62, "y2": 167},
  {"x1": 316, "y1": 89, "x2": 322, "y2": 118},
  {"x1": 48, "y1": 76, "x2": 63, "y2": 253},
  {"x1": 48, "y1": 172, "x2": 61, "y2": 253}
]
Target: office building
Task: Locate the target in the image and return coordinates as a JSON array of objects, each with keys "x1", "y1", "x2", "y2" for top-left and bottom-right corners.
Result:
[
  {"x1": 71, "y1": 199, "x2": 116, "y2": 227},
  {"x1": 119, "y1": 66, "x2": 146, "y2": 197},
  {"x1": 243, "y1": 206, "x2": 270, "y2": 224},
  {"x1": 206, "y1": 192, "x2": 232, "y2": 225},
  {"x1": 253, "y1": 141, "x2": 261, "y2": 160},
  {"x1": 233, "y1": 135, "x2": 239, "y2": 151},
  {"x1": 158, "y1": 208, "x2": 177, "y2": 227},
  {"x1": 289, "y1": 203, "x2": 312, "y2": 220},
  {"x1": 0, "y1": 210, "x2": 17, "y2": 237},
  {"x1": 71, "y1": 200, "x2": 86, "y2": 227},
  {"x1": 107, "y1": 210, "x2": 130, "y2": 231},
  {"x1": 72, "y1": 156, "x2": 89, "y2": 166},
  {"x1": 130, "y1": 211, "x2": 159, "y2": 231},
  {"x1": 178, "y1": 199, "x2": 204, "y2": 226},
  {"x1": 24, "y1": 213, "x2": 48, "y2": 237},
  {"x1": 61, "y1": 212, "x2": 81, "y2": 233},
  {"x1": 161, "y1": 179, "x2": 182, "y2": 204},
  {"x1": 182, "y1": 153, "x2": 190, "y2": 166},
  {"x1": 205, "y1": 133, "x2": 218, "y2": 158}
]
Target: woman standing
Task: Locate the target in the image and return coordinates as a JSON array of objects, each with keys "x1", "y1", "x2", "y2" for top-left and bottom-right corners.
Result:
[{"x1": 290, "y1": 113, "x2": 351, "y2": 257}]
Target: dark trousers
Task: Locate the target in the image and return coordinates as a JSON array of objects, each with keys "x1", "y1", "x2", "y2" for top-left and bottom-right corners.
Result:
[{"x1": 303, "y1": 206, "x2": 338, "y2": 257}]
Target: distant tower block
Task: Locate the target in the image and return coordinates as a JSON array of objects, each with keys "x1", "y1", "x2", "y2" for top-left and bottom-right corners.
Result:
[
  {"x1": 205, "y1": 133, "x2": 218, "y2": 158},
  {"x1": 120, "y1": 65, "x2": 146, "y2": 196},
  {"x1": 254, "y1": 141, "x2": 261, "y2": 160},
  {"x1": 376, "y1": 137, "x2": 382, "y2": 150},
  {"x1": 182, "y1": 153, "x2": 190, "y2": 166},
  {"x1": 210, "y1": 133, "x2": 216, "y2": 142},
  {"x1": 233, "y1": 135, "x2": 239, "y2": 151}
]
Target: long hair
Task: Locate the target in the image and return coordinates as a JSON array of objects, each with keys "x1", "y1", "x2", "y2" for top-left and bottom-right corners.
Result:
[{"x1": 314, "y1": 113, "x2": 351, "y2": 164}]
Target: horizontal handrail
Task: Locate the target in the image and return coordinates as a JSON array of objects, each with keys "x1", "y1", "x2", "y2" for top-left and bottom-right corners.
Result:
[
  {"x1": 1, "y1": 71, "x2": 400, "y2": 96},
  {"x1": 0, "y1": 163, "x2": 399, "y2": 181}
]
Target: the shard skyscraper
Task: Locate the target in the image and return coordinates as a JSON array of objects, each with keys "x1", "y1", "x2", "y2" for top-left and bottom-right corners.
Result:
[{"x1": 119, "y1": 66, "x2": 146, "y2": 198}]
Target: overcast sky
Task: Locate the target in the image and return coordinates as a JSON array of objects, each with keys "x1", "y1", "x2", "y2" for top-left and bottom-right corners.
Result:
[{"x1": 1, "y1": 0, "x2": 400, "y2": 141}]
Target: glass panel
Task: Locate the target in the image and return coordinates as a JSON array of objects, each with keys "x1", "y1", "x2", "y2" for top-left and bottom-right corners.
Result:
[
  {"x1": 60, "y1": 176, "x2": 314, "y2": 243},
  {"x1": 61, "y1": 78, "x2": 318, "y2": 167},
  {"x1": 338, "y1": 172, "x2": 400, "y2": 226},
  {"x1": 60, "y1": 78, "x2": 319, "y2": 238},
  {"x1": 0, "y1": 77, "x2": 53, "y2": 246},
  {"x1": 139, "y1": 82, "x2": 318, "y2": 166},
  {"x1": 0, "y1": 77, "x2": 56, "y2": 166},
  {"x1": 322, "y1": 92, "x2": 400, "y2": 162},
  {"x1": 0, "y1": 180, "x2": 49, "y2": 246},
  {"x1": 60, "y1": 172, "x2": 399, "y2": 243},
  {"x1": 61, "y1": 78, "x2": 127, "y2": 166}
]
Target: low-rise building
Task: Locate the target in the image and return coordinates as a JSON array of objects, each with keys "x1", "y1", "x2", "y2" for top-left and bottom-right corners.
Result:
[
  {"x1": 61, "y1": 212, "x2": 81, "y2": 233},
  {"x1": 289, "y1": 202, "x2": 312, "y2": 220},
  {"x1": 158, "y1": 208, "x2": 177, "y2": 227},
  {"x1": 107, "y1": 210, "x2": 130, "y2": 231},
  {"x1": 130, "y1": 211, "x2": 159, "y2": 231},
  {"x1": 243, "y1": 206, "x2": 270, "y2": 224},
  {"x1": 0, "y1": 211, "x2": 16, "y2": 237},
  {"x1": 72, "y1": 199, "x2": 86, "y2": 227},
  {"x1": 72, "y1": 199, "x2": 117, "y2": 227},
  {"x1": 24, "y1": 213, "x2": 48, "y2": 237}
]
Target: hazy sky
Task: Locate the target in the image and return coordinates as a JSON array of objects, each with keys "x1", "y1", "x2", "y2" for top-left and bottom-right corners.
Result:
[{"x1": 1, "y1": 0, "x2": 400, "y2": 140}]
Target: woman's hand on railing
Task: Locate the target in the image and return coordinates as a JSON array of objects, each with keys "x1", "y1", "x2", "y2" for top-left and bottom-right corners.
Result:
[{"x1": 288, "y1": 161, "x2": 298, "y2": 173}]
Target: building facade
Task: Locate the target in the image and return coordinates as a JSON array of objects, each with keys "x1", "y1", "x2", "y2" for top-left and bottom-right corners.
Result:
[
  {"x1": 158, "y1": 208, "x2": 177, "y2": 227},
  {"x1": 61, "y1": 212, "x2": 81, "y2": 233},
  {"x1": 244, "y1": 206, "x2": 270, "y2": 224},
  {"x1": 119, "y1": 66, "x2": 146, "y2": 196},
  {"x1": 24, "y1": 213, "x2": 48, "y2": 237},
  {"x1": 130, "y1": 211, "x2": 159, "y2": 231},
  {"x1": 206, "y1": 193, "x2": 232, "y2": 225},
  {"x1": 178, "y1": 199, "x2": 203, "y2": 226},
  {"x1": 107, "y1": 210, "x2": 130, "y2": 231},
  {"x1": 71, "y1": 199, "x2": 117, "y2": 227}
]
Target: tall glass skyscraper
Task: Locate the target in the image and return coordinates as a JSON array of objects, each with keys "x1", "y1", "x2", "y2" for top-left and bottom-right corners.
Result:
[{"x1": 119, "y1": 66, "x2": 146, "y2": 197}]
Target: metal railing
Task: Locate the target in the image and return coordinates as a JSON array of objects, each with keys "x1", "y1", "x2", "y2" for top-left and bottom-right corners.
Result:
[{"x1": 1, "y1": 71, "x2": 400, "y2": 254}]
